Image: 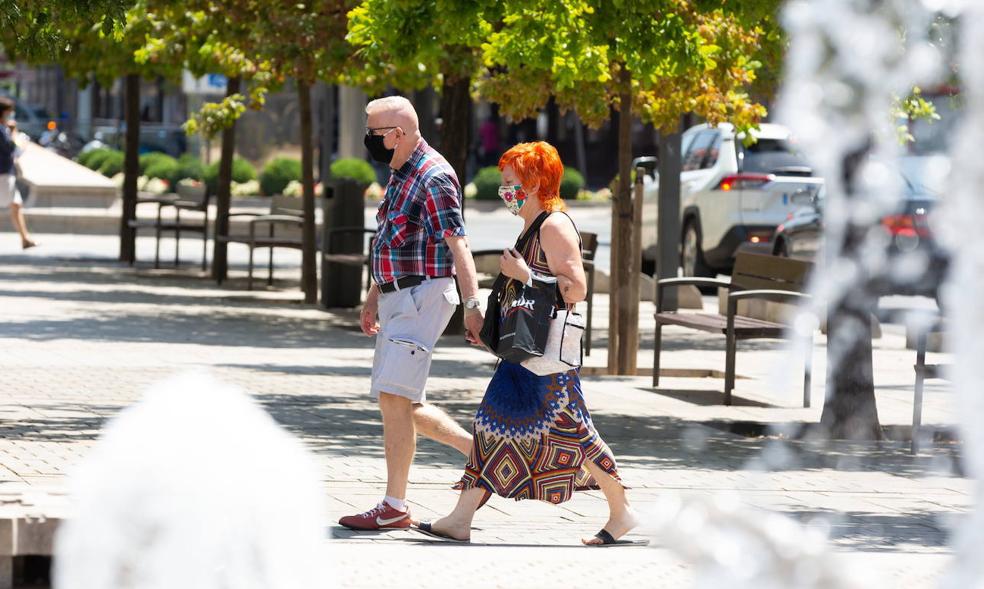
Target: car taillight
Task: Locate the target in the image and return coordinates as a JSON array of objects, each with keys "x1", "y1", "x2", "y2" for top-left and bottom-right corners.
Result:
[
  {"x1": 716, "y1": 173, "x2": 773, "y2": 191},
  {"x1": 881, "y1": 214, "x2": 930, "y2": 238}
]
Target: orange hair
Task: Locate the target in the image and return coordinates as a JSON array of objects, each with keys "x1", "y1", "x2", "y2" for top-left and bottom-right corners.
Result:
[{"x1": 498, "y1": 141, "x2": 566, "y2": 211}]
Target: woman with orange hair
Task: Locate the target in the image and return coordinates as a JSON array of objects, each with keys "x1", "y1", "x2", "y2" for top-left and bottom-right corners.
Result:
[{"x1": 413, "y1": 142, "x2": 642, "y2": 547}]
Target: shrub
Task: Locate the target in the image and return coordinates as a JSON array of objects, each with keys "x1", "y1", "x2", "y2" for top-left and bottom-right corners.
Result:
[
  {"x1": 98, "y1": 151, "x2": 125, "y2": 177},
  {"x1": 203, "y1": 157, "x2": 257, "y2": 194},
  {"x1": 172, "y1": 154, "x2": 205, "y2": 186},
  {"x1": 328, "y1": 158, "x2": 376, "y2": 186},
  {"x1": 78, "y1": 147, "x2": 111, "y2": 169},
  {"x1": 260, "y1": 157, "x2": 302, "y2": 196},
  {"x1": 472, "y1": 166, "x2": 502, "y2": 201},
  {"x1": 139, "y1": 152, "x2": 176, "y2": 174},
  {"x1": 560, "y1": 168, "x2": 585, "y2": 200},
  {"x1": 144, "y1": 158, "x2": 179, "y2": 185},
  {"x1": 82, "y1": 148, "x2": 119, "y2": 171}
]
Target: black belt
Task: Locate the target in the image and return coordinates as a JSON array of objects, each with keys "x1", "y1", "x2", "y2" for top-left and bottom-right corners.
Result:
[{"x1": 378, "y1": 275, "x2": 428, "y2": 293}]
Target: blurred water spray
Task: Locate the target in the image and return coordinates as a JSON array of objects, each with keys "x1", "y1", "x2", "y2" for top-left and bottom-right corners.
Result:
[
  {"x1": 650, "y1": 493, "x2": 863, "y2": 589},
  {"x1": 777, "y1": 0, "x2": 943, "y2": 437},
  {"x1": 53, "y1": 372, "x2": 328, "y2": 589},
  {"x1": 939, "y1": 3, "x2": 984, "y2": 587}
]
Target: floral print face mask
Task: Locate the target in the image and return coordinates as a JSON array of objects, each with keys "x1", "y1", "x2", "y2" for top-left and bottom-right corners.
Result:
[{"x1": 498, "y1": 184, "x2": 526, "y2": 215}]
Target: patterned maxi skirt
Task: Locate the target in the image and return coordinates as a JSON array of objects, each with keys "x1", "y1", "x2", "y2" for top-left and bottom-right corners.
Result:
[{"x1": 454, "y1": 360, "x2": 622, "y2": 504}]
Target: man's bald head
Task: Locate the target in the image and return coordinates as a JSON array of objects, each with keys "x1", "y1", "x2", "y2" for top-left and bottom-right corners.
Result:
[{"x1": 366, "y1": 96, "x2": 419, "y2": 133}]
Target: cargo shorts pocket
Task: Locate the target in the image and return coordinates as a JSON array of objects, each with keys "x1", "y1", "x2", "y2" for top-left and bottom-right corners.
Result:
[{"x1": 374, "y1": 337, "x2": 432, "y2": 398}]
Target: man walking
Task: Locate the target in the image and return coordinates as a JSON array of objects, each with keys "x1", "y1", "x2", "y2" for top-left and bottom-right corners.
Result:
[
  {"x1": 0, "y1": 98, "x2": 36, "y2": 249},
  {"x1": 339, "y1": 96, "x2": 484, "y2": 530}
]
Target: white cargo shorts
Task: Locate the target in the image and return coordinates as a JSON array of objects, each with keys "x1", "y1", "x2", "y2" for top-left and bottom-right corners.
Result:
[
  {"x1": 0, "y1": 174, "x2": 22, "y2": 208},
  {"x1": 370, "y1": 277, "x2": 459, "y2": 403}
]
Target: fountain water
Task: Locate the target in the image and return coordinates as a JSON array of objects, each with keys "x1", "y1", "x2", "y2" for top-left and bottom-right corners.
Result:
[{"x1": 53, "y1": 372, "x2": 328, "y2": 589}]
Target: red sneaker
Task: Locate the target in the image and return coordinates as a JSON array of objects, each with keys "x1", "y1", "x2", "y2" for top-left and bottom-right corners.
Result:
[{"x1": 339, "y1": 502, "x2": 412, "y2": 530}]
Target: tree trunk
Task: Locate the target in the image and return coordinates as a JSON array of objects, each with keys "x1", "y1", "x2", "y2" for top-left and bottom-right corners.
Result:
[
  {"x1": 819, "y1": 144, "x2": 882, "y2": 439},
  {"x1": 657, "y1": 121, "x2": 683, "y2": 312},
  {"x1": 211, "y1": 76, "x2": 241, "y2": 283},
  {"x1": 440, "y1": 76, "x2": 472, "y2": 335},
  {"x1": 120, "y1": 73, "x2": 140, "y2": 264},
  {"x1": 609, "y1": 71, "x2": 634, "y2": 374},
  {"x1": 298, "y1": 79, "x2": 318, "y2": 304}
]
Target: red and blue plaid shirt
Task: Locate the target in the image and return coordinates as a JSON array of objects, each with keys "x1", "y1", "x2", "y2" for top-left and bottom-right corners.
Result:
[{"x1": 371, "y1": 140, "x2": 466, "y2": 285}]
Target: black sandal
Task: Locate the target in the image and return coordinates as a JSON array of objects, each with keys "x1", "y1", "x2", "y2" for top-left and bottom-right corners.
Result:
[
  {"x1": 413, "y1": 521, "x2": 471, "y2": 543},
  {"x1": 586, "y1": 528, "x2": 649, "y2": 547}
]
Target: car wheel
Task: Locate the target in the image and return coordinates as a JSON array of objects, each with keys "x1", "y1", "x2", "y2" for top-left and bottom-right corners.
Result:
[{"x1": 681, "y1": 221, "x2": 712, "y2": 277}]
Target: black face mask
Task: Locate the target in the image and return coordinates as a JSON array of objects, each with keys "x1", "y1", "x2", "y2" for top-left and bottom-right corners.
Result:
[{"x1": 364, "y1": 133, "x2": 395, "y2": 164}]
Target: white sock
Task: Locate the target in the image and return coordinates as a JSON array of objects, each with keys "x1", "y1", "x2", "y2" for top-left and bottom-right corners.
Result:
[{"x1": 383, "y1": 496, "x2": 406, "y2": 511}]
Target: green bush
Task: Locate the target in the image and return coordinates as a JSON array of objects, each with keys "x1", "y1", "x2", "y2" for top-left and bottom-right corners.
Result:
[
  {"x1": 560, "y1": 168, "x2": 585, "y2": 200},
  {"x1": 81, "y1": 148, "x2": 119, "y2": 171},
  {"x1": 260, "y1": 157, "x2": 302, "y2": 196},
  {"x1": 472, "y1": 166, "x2": 502, "y2": 201},
  {"x1": 145, "y1": 158, "x2": 180, "y2": 185},
  {"x1": 98, "y1": 151, "x2": 125, "y2": 177},
  {"x1": 139, "y1": 152, "x2": 176, "y2": 174},
  {"x1": 78, "y1": 147, "x2": 109, "y2": 169},
  {"x1": 172, "y1": 154, "x2": 205, "y2": 186},
  {"x1": 203, "y1": 157, "x2": 257, "y2": 194},
  {"x1": 328, "y1": 157, "x2": 376, "y2": 186}
]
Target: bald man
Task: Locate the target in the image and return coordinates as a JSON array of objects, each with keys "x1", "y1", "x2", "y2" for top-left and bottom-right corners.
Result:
[{"x1": 339, "y1": 96, "x2": 484, "y2": 531}]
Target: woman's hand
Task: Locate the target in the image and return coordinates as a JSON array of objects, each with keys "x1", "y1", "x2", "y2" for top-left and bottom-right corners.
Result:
[{"x1": 499, "y1": 248, "x2": 532, "y2": 283}]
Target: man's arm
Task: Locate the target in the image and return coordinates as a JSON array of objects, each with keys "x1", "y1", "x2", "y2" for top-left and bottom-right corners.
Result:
[{"x1": 445, "y1": 236, "x2": 480, "y2": 302}]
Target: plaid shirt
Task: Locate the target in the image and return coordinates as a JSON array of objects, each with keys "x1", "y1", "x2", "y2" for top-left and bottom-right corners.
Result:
[{"x1": 371, "y1": 140, "x2": 466, "y2": 285}]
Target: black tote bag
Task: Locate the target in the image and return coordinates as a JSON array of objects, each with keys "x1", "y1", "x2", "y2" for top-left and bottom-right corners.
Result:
[{"x1": 479, "y1": 212, "x2": 556, "y2": 362}]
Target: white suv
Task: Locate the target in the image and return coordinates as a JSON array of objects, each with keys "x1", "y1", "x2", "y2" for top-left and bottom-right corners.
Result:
[{"x1": 639, "y1": 123, "x2": 824, "y2": 276}]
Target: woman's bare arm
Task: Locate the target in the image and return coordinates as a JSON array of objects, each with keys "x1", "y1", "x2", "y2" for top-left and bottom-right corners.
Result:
[{"x1": 539, "y1": 214, "x2": 586, "y2": 304}]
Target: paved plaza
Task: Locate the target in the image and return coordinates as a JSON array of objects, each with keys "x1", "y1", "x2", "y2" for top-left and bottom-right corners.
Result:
[{"x1": 0, "y1": 233, "x2": 970, "y2": 588}]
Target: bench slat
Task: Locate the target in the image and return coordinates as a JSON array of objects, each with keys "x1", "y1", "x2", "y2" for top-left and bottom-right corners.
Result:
[{"x1": 655, "y1": 312, "x2": 786, "y2": 338}]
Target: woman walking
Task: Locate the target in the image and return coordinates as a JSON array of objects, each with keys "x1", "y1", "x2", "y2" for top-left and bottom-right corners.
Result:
[{"x1": 414, "y1": 142, "x2": 641, "y2": 546}]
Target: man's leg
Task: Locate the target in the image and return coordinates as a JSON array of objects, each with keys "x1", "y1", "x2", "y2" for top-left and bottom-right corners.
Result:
[
  {"x1": 413, "y1": 403, "x2": 472, "y2": 456},
  {"x1": 379, "y1": 391, "x2": 416, "y2": 501},
  {"x1": 9, "y1": 203, "x2": 34, "y2": 248}
]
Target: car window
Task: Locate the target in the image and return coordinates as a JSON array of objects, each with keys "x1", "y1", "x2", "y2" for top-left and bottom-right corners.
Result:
[
  {"x1": 700, "y1": 131, "x2": 723, "y2": 169},
  {"x1": 682, "y1": 130, "x2": 717, "y2": 172},
  {"x1": 740, "y1": 138, "x2": 812, "y2": 175}
]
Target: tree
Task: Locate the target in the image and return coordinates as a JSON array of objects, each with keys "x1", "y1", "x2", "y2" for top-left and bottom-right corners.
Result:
[
  {"x1": 0, "y1": 0, "x2": 128, "y2": 60},
  {"x1": 138, "y1": 1, "x2": 272, "y2": 283},
  {"x1": 481, "y1": 0, "x2": 769, "y2": 375},
  {"x1": 346, "y1": 0, "x2": 497, "y2": 186},
  {"x1": 10, "y1": 2, "x2": 180, "y2": 263}
]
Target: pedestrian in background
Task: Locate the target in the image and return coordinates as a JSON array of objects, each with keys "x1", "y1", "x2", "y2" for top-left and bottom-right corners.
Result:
[{"x1": 0, "y1": 97, "x2": 36, "y2": 250}]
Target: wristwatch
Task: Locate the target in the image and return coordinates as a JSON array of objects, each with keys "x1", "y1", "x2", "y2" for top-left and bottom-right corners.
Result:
[{"x1": 464, "y1": 297, "x2": 482, "y2": 311}]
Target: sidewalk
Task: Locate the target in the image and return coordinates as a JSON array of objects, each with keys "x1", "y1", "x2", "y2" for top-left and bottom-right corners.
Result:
[{"x1": 0, "y1": 233, "x2": 967, "y2": 588}]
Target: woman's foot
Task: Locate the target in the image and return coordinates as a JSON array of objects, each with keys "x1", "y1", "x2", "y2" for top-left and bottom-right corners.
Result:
[
  {"x1": 424, "y1": 515, "x2": 471, "y2": 542},
  {"x1": 21, "y1": 239, "x2": 36, "y2": 250},
  {"x1": 581, "y1": 509, "x2": 639, "y2": 545}
]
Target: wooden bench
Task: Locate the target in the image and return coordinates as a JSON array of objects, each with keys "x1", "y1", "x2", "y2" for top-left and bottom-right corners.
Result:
[
  {"x1": 216, "y1": 194, "x2": 307, "y2": 290},
  {"x1": 322, "y1": 226, "x2": 376, "y2": 297},
  {"x1": 472, "y1": 229, "x2": 599, "y2": 354},
  {"x1": 653, "y1": 252, "x2": 814, "y2": 406},
  {"x1": 129, "y1": 182, "x2": 210, "y2": 270}
]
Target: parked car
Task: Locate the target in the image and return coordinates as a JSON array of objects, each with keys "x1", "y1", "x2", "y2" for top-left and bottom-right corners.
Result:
[
  {"x1": 13, "y1": 103, "x2": 56, "y2": 142},
  {"x1": 639, "y1": 122, "x2": 824, "y2": 277},
  {"x1": 771, "y1": 159, "x2": 949, "y2": 301}
]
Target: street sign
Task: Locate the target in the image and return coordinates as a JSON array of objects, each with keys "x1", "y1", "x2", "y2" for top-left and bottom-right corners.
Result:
[{"x1": 182, "y1": 71, "x2": 227, "y2": 96}]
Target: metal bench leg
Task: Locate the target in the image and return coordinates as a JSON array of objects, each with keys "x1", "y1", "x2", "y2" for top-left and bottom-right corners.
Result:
[
  {"x1": 201, "y1": 209, "x2": 209, "y2": 271},
  {"x1": 268, "y1": 249, "x2": 274, "y2": 286},
  {"x1": 248, "y1": 246, "x2": 255, "y2": 291},
  {"x1": 803, "y1": 331, "x2": 813, "y2": 408},
  {"x1": 912, "y1": 331, "x2": 928, "y2": 455},
  {"x1": 154, "y1": 226, "x2": 161, "y2": 269},
  {"x1": 653, "y1": 321, "x2": 663, "y2": 387},
  {"x1": 177, "y1": 208, "x2": 184, "y2": 267},
  {"x1": 725, "y1": 300, "x2": 738, "y2": 406}
]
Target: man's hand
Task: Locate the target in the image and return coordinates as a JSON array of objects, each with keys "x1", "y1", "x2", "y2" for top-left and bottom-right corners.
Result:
[
  {"x1": 360, "y1": 287, "x2": 380, "y2": 336},
  {"x1": 464, "y1": 308, "x2": 485, "y2": 346}
]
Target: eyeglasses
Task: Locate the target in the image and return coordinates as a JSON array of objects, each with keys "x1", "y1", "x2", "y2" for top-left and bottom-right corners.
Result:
[{"x1": 365, "y1": 126, "x2": 399, "y2": 137}]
